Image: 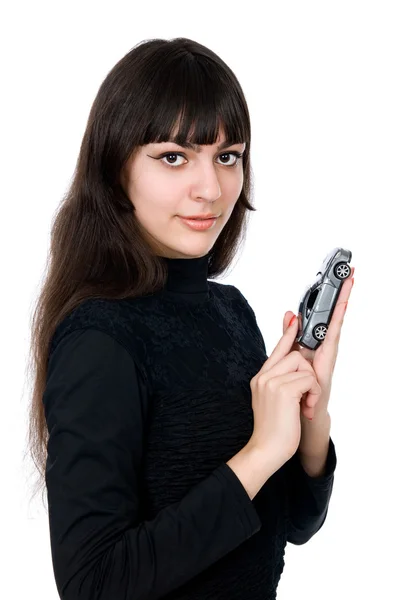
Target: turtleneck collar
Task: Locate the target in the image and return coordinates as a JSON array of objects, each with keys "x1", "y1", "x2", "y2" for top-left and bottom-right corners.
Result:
[{"x1": 159, "y1": 251, "x2": 211, "y2": 302}]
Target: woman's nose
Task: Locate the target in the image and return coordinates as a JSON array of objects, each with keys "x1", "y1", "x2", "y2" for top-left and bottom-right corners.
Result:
[{"x1": 191, "y1": 163, "x2": 222, "y2": 201}]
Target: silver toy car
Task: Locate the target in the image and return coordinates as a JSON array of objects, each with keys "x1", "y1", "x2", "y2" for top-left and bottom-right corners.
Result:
[{"x1": 296, "y1": 247, "x2": 353, "y2": 350}]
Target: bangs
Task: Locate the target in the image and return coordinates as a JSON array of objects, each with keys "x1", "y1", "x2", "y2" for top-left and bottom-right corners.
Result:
[{"x1": 140, "y1": 54, "x2": 250, "y2": 149}]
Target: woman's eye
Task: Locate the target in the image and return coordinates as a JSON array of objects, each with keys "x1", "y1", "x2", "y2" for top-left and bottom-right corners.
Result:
[
  {"x1": 160, "y1": 153, "x2": 186, "y2": 167},
  {"x1": 159, "y1": 152, "x2": 243, "y2": 168},
  {"x1": 218, "y1": 153, "x2": 242, "y2": 166}
]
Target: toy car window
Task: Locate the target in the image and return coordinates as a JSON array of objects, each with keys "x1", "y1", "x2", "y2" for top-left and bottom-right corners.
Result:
[{"x1": 306, "y1": 289, "x2": 319, "y2": 312}]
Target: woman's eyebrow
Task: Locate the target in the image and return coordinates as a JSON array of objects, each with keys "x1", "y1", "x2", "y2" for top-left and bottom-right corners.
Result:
[{"x1": 162, "y1": 140, "x2": 245, "y2": 153}]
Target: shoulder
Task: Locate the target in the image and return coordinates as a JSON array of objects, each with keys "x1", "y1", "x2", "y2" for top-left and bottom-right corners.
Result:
[
  {"x1": 210, "y1": 282, "x2": 266, "y2": 354},
  {"x1": 49, "y1": 297, "x2": 135, "y2": 364},
  {"x1": 209, "y1": 281, "x2": 254, "y2": 313},
  {"x1": 45, "y1": 302, "x2": 152, "y2": 419},
  {"x1": 209, "y1": 281, "x2": 246, "y2": 301}
]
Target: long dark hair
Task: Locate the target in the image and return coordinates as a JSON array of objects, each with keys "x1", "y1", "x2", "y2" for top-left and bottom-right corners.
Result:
[{"x1": 24, "y1": 37, "x2": 257, "y2": 508}]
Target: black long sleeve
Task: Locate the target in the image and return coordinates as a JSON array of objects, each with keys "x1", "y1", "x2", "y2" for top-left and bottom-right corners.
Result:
[
  {"x1": 284, "y1": 438, "x2": 337, "y2": 545},
  {"x1": 43, "y1": 328, "x2": 262, "y2": 600}
]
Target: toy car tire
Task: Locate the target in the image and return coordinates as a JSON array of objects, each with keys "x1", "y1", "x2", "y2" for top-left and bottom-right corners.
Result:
[
  {"x1": 312, "y1": 323, "x2": 328, "y2": 341},
  {"x1": 333, "y1": 262, "x2": 351, "y2": 280}
]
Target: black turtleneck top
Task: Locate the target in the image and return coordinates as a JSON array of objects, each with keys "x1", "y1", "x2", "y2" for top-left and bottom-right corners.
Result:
[{"x1": 43, "y1": 252, "x2": 337, "y2": 600}]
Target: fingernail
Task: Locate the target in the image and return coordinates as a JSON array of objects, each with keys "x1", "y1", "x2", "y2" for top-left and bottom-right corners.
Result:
[
  {"x1": 351, "y1": 278, "x2": 354, "y2": 287},
  {"x1": 344, "y1": 301, "x2": 348, "y2": 313},
  {"x1": 289, "y1": 315, "x2": 297, "y2": 328}
]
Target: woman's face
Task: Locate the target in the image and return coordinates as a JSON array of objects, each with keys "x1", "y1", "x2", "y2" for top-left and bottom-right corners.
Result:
[{"x1": 122, "y1": 128, "x2": 246, "y2": 259}]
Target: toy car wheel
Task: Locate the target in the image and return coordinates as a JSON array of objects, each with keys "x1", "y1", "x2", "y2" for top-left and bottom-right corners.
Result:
[
  {"x1": 334, "y1": 262, "x2": 351, "y2": 279},
  {"x1": 312, "y1": 323, "x2": 328, "y2": 341}
]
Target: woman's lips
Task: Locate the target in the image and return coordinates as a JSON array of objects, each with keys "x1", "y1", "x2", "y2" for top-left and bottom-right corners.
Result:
[{"x1": 178, "y1": 216, "x2": 218, "y2": 231}]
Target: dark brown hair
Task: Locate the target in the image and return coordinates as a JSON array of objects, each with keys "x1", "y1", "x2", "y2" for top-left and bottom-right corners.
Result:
[{"x1": 24, "y1": 37, "x2": 257, "y2": 508}]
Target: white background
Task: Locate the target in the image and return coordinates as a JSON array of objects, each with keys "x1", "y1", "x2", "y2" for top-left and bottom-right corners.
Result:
[{"x1": 2, "y1": 1, "x2": 400, "y2": 598}]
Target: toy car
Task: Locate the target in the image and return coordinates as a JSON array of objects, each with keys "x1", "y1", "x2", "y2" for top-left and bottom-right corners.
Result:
[{"x1": 296, "y1": 247, "x2": 353, "y2": 350}]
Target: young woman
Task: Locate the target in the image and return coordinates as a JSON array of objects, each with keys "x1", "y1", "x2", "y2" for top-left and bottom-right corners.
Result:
[{"x1": 27, "y1": 37, "x2": 351, "y2": 600}]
